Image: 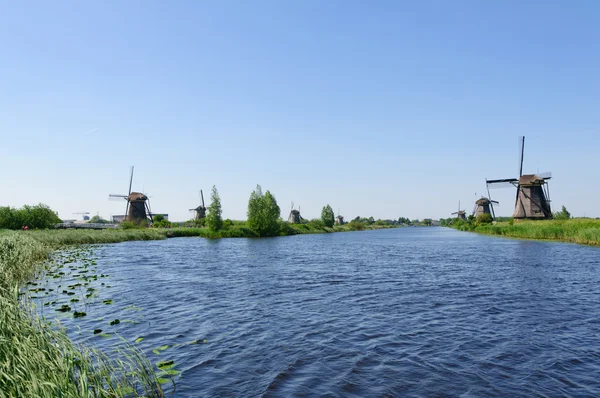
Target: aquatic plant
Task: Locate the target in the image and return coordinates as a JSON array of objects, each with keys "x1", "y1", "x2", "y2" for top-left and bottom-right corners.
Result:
[{"x1": 0, "y1": 230, "x2": 165, "y2": 397}]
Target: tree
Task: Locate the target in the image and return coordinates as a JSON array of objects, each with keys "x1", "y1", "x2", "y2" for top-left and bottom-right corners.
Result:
[
  {"x1": 0, "y1": 204, "x2": 61, "y2": 229},
  {"x1": 553, "y1": 205, "x2": 571, "y2": 220},
  {"x1": 321, "y1": 205, "x2": 335, "y2": 227},
  {"x1": 247, "y1": 185, "x2": 281, "y2": 236},
  {"x1": 206, "y1": 185, "x2": 223, "y2": 231},
  {"x1": 88, "y1": 215, "x2": 110, "y2": 224},
  {"x1": 153, "y1": 214, "x2": 165, "y2": 223}
]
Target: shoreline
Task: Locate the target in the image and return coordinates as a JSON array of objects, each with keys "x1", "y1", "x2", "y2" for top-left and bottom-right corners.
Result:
[{"x1": 448, "y1": 219, "x2": 600, "y2": 247}]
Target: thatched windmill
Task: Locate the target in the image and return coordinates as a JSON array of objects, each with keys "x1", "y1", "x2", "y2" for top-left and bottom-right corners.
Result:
[
  {"x1": 472, "y1": 197, "x2": 499, "y2": 218},
  {"x1": 487, "y1": 136, "x2": 552, "y2": 219},
  {"x1": 288, "y1": 202, "x2": 301, "y2": 224},
  {"x1": 190, "y1": 190, "x2": 206, "y2": 220},
  {"x1": 451, "y1": 201, "x2": 467, "y2": 220},
  {"x1": 109, "y1": 166, "x2": 153, "y2": 223}
]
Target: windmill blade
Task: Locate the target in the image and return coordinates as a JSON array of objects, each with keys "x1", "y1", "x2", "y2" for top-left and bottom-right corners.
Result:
[
  {"x1": 128, "y1": 166, "x2": 134, "y2": 196},
  {"x1": 518, "y1": 136, "x2": 525, "y2": 177},
  {"x1": 200, "y1": 190, "x2": 205, "y2": 207},
  {"x1": 451, "y1": 212, "x2": 459, "y2": 215},
  {"x1": 486, "y1": 178, "x2": 518, "y2": 189},
  {"x1": 109, "y1": 194, "x2": 128, "y2": 201},
  {"x1": 490, "y1": 200, "x2": 499, "y2": 204},
  {"x1": 538, "y1": 171, "x2": 552, "y2": 179}
]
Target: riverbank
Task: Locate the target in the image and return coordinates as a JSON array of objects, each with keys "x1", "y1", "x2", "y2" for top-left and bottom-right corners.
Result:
[
  {"x1": 164, "y1": 222, "x2": 397, "y2": 238},
  {"x1": 452, "y1": 218, "x2": 600, "y2": 246},
  {"x1": 0, "y1": 230, "x2": 165, "y2": 397}
]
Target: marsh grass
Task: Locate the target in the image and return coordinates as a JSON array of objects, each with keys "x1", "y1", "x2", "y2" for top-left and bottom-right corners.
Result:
[
  {"x1": 0, "y1": 230, "x2": 165, "y2": 397},
  {"x1": 463, "y1": 218, "x2": 600, "y2": 246}
]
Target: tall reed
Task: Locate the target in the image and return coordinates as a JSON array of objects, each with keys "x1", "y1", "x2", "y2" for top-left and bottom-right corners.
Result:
[{"x1": 0, "y1": 230, "x2": 165, "y2": 397}]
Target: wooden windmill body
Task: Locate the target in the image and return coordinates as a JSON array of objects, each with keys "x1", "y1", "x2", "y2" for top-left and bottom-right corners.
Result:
[
  {"x1": 486, "y1": 137, "x2": 552, "y2": 219},
  {"x1": 473, "y1": 197, "x2": 498, "y2": 218},
  {"x1": 190, "y1": 190, "x2": 207, "y2": 220},
  {"x1": 109, "y1": 166, "x2": 153, "y2": 224},
  {"x1": 288, "y1": 202, "x2": 302, "y2": 224},
  {"x1": 452, "y1": 201, "x2": 467, "y2": 220}
]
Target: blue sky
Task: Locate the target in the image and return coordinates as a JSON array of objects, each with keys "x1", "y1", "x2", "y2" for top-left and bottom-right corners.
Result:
[{"x1": 1, "y1": 1, "x2": 599, "y2": 221}]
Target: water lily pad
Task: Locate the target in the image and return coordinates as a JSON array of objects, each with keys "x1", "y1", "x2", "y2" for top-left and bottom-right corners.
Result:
[
  {"x1": 110, "y1": 319, "x2": 120, "y2": 326},
  {"x1": 134, "y1": 337, "x2": 144, "y2": 343},
  {"x1": 156, "y1": 360, "x2": 174, "y2": 369},
  {"x1": 102, "y1": 300, "x2": 113, "y2": 305},
  {"x1": 55, "y1": 305, "x2": 71, "y2": 312},
  {"x1": 93, "y1": 329, "x2": 102, "y2": 334},
  {"x1": 73, "y1": 311, "x2": 87, "y2": 318}
]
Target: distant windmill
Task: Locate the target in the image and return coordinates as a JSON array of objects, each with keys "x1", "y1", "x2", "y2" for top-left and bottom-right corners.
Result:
[
  {"x1": 108, "y1": 166, "x2": 153, "y2": 223},
  {"x1": 288, "y1": 201, "x2": 301, "y2": 224},
  {"x1": 451, "y1": 201, "x2": 467, "y2": 220},
  {"x1": 335, "y1": 208, "x2": 345, "y2": 225},
  {"x1": 190, "y1": 190, "x2": 206, "y2": 220},
  {"x1": 486, "y1": 136, "x2": 552, "y2": 219},
  {"x1": 472, "y1": 197, "x2": 499, "y2": 218}
]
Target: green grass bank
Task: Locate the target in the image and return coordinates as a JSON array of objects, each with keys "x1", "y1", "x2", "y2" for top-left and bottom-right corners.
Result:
[
  {"x1": 451, "y1": 218, "x2": 600, "y2": 246},
  {"x1": 0, "y1": 229, "x2": 166, "y2": 398}
]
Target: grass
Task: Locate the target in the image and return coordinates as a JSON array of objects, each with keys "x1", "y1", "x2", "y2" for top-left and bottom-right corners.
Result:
[
  {"x1": 0, "y1": 230, "x2": 165, "y2": 398},
  {"x1": 164, "y1": 221, "x2": 397, "y2": 239},
  {"x1": 454, "y1": 218, "x2": 600, "y2": 246}
]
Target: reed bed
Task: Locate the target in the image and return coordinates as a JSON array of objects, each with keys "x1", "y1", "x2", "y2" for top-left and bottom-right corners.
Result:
[
  {"x1": 470, "y1": 219, "x2": 600, "y2": 246},
  {"x1": 0, "y1": 230, "x2": 165, "y2": 398}
]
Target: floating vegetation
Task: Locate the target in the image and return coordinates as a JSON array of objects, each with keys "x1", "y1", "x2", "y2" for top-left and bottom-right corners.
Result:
[
  {"x1": 55, "y1": 305, "x2": 71, "y2": 312},
  {"x1": 152, "y1": 345, "x2": 170, "y2": 355},
  {"x1": 93, "y1": 329, "x2": 102, "y2": 334},
  {"x1": 110, "y1": 319, "x2": 121, "y2": 326},
  {"x1": 73, "y1": 311, "x2": 87, "y2": 318},
  {"x1": 70, "y1": 298, "x2": 79, "y2": 303},
  {"x1": 135, "y1": 337, "x2": 144, "y2": 343},
  {"x1": 156, "y1": 360, "x2": 174, "y2": 369},
  {"x1": 102, "y1": 299, "x2": 113, "y2": 305}
]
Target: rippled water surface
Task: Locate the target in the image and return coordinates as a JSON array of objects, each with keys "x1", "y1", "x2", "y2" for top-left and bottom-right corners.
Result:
[{"x1": 38, "y1": 228, "x2": 600, "y2": 396}]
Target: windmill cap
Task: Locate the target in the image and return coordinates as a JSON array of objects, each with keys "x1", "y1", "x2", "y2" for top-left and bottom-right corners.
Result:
[
  {"x1": 519, "y1": 174, "x2": 545, "y2": 185},
  {"x1": 128, "y1": 192, "x2": 148, "y2": 201}
]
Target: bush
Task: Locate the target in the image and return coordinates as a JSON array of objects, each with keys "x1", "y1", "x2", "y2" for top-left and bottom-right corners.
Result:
[
  {"x1": 0, "y1": 204, "x2": 61, "y2": 230},
  {"x1": 553, "y1": 205, "x2": 571, "y2": 220},
  {"x1": 153, "y1": 214, "x2": 165, "y2": 222},
  {"x1": 476, "y1": 213, "x2": 493, "y2": 226},
  {"x1": 307, "y1": 218, "x2": 325, "y2": 229}
]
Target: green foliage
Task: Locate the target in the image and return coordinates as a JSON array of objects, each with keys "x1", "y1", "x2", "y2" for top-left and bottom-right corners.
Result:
[
  {"x1": 223, "y1": 219, "x2": 233, "y2": 228},
  {"x1": 120, "y1": 220, "x2": 146, "y2": 229},
  {"x1": 476, "y1": 213, "x2": 493, "y2": 225},
  {"x1": 246, "y1": 185, "x2": 281, "y2": 237},
  {"x1": 0, "y1": 231, "x2": 165, "y2": 397},
  {"x1": 153, "y1": 214, "x2": 165, "y2": 222},
  {"x1": 398, "y1": 217, "x2": 411, "y2": 225},
  {"x1": 553, "y1": 205, "x2": 571, "y2": 220},
  {"x1": 422, "y1": 218, "x2": 433, "y2": 226},
  {"x1": 321, "y1": 205, "x2": 335, "y2": 228},
  {"x1": 348, "y1": 220, "x2": 364, "y2": 231},
  {"x1": 152, "y1": 220, "x2": 172, "y2": 228},
  {"x1": 206, "y1": 185, "x2": 223, "y2": 231},
  {"x1": 88, "y1": 215, "x2": 110, "y2": 224},
  {"x1": 307, "y1": 218, "x2": 325, "y2": 229},
  {"x1": 0, "y1": 204, "x2": 62, "y2": 230}
]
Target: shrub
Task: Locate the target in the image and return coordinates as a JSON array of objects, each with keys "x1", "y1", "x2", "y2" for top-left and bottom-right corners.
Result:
[
  {"x1": 476, "y1": 213, "x2": 493, "y2": 226},
  {"x1": 0, "y1": 204, "x2": 61, "y2": 230}
]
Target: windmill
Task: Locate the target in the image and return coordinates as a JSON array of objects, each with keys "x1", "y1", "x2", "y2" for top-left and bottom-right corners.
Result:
[
  {"x1": 190, "y1": 190, "x2": 206, "y2": 220},
  {"x1": 335, "y1": 208, "x2": 345, "y2": 225},
  {"x1": 288, "y1": 201, "x2": 301, "y2": 224},
  {"x1": 486, "y1": 136, "x2": 552, "y2": 219},
  {"x1": 108, "y1": 166, "x2": 153, "y2": 223},
  {"x1": 451, "y1": 201, "x2": 467, "y2": 220},
  {"x1": 472, "y1": 197, "x2": 499, "y2": 218}
]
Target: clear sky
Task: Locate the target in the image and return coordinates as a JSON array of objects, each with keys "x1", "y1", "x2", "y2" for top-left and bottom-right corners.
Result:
[{"x1": 1, "y1": 1, "x2": 599, "y2": 221}]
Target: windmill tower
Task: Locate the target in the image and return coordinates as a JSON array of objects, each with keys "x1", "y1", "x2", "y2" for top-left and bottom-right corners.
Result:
[
  {"x1": 288, "y1": 202, "x2": 301, "y2": 224},
  {"x1": 335, "y1": 208, "x2": 345, "y2": 225},
  {"x1": 451, "y1": 201, "x2": 467, "y2": 220},
  {"x1": 190, "y1": 190, "x2": 206, "y2": 220},
  {"x1": 472, "y1": 197, "x2": 499, "y2": 218},
  {"x1": 486, "y1": 136, "x2": 552, "y2": 219},
  {"x1": 108, "y1": 166, "x2": 153, "y2": 223}
]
